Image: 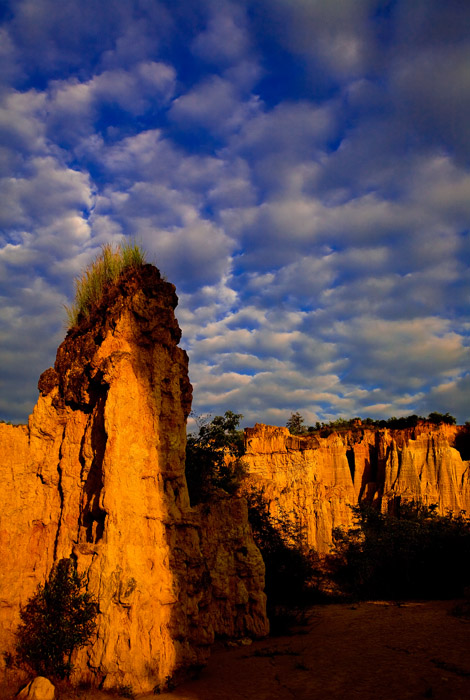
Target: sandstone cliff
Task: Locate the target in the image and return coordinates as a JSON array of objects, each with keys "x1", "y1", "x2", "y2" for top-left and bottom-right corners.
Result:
[
  {"x1": 243, "y1": 423, "x2": 470, "y2": 552},
  {"x1": 0, "y1": 265, "x2": 267, "y2": 693}
]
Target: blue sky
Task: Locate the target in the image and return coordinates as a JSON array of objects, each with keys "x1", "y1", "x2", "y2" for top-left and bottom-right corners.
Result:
[{"x1": 1, "y1": 0, "x2": 470, "y2": 428}]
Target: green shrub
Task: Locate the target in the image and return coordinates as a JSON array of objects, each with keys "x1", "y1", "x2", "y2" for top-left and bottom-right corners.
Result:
[
  {"x1": 185, "y1": 411, "x2": 246, "y2": 504},
  {"x1": 286, "y1": 412, "x2": 306, "y2": 435},
  {"x1": 310, "y1": 412, "x2": 458, "y2": 432},
  {"x1": 15, "y1": 558, "x2": 98, "y2": 678},
  {"x1": 65, "y1": 240, "x2": 146, "y2": 328},
  {"x1": 186, "y1": 411, "x2": 326, "y2": 628},
  {"x1": 330, "y1": 502, "x2": 470, "y2": 600},
  {"x1": 245, "y1": 488, "x2": 322, "y2": 632},
  {"x1": 153, "y1": 674, "x2": 176, "y2": 694},
  {"x1": 427, "y1": 411, "x2": 457, "y2": 425}
]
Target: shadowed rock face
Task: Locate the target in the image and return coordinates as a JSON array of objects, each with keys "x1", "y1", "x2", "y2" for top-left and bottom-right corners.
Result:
[
  {"x1": 0, "y1": 265, "x2": 267, "y2": 693},
  {"x1": 243, "y1": 423, "x2": 470, "y2": 552}
]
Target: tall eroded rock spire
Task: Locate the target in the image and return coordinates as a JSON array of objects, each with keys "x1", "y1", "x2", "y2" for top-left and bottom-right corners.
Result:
[{"x1": 0, "y1": 264, "x2": 268, "y2": 693}]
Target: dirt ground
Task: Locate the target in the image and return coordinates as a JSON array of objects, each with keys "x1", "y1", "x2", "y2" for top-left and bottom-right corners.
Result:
[{"x1": 3, "y1": 600, "x2": 470, "y2": 700}]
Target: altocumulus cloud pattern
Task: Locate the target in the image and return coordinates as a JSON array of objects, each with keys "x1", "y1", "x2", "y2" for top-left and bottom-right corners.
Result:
[{"x1": 1, "y1": 0, "x2": 469, "y2": 426}]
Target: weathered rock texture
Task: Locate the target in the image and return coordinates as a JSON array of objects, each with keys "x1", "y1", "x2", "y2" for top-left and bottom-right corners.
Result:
[
  {"x1": 0, "y1": 265, "x2": 267, "y2": 693},
  {"x1": 17, "y1": 676, "x2": 56, "y2": 700},
  {"x1": 243, "y1": 423, "x2": 470, "y2": 552}
]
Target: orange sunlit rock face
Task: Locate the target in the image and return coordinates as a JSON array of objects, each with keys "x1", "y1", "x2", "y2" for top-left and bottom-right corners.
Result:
[
  {"x1": 0, "y1": 265, "x2": 268, "y2": 693},
  {"x1": 243, "y1": 422, "x2": 470, "y2": 552}
]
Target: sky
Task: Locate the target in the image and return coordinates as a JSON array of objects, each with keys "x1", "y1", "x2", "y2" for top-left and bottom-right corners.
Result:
[{"x1": 1, "y1": 0, "x2": 470, "y2": 429}]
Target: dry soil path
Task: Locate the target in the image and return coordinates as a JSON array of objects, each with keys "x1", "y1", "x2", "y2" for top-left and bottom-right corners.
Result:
[
  {"x1": 147, "y1": 600, "x2": 470, "y2": 700},
  {"x1": 3, "y1": 600, "x2": 470, "y2": 700}
]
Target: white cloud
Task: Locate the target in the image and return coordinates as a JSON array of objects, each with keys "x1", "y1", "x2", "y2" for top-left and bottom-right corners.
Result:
[
  {"x1": 170, "y1": 75, "x2": 261, "y2": 134},
  {"x1": 141, "y1": 219, "x2": 234, "y2": 291},
  {"x1": 1, "y1": 0, "x2": 470, "y2": 428},
  {"x1": 0, "y1": 89, "x2": 48, "y2": 158},
  {"x1": 47, "y1": 61, "x2": 176, "y2": 144},
  {"x1": 0, "y1": 27, "x2": 22, "y2": 85},
  {"x1": 253, "y1": 0, "x2": 373, "y2": 80},
  {"x1": 191, "y1": 3, "x2": 250, "y2": 65},
  {"x1": 392, "y1": 45, "x2": 470, "y2": 159},
  {"x1": 6, "y1": 0, "x2": 173, "y2": 76},
  {"x1": 231, "y1": 100, "x2": 335, "y2": 164},
  {"x1": 422, "y1": 375, "x2": 470, "y2": 420},
  {"x1": 0, "y1": 277, "x2": 66, "y2": 423},
  {"x1": 2, "y1": 156, "x2": 91, "y2": 223},
  {"x1": 330, "y1": 316, "x2": 469, "y2": 391}
]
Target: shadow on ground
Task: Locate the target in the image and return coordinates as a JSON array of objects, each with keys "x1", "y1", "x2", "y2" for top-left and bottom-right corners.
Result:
[{"x1": 4, "y1": 600, "x2": 470, "y2": 700}]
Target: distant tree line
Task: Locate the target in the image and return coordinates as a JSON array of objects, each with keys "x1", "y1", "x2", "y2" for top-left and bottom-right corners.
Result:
[{"x1": 286, "y1": 411, "x2": 459, "y2": 436}]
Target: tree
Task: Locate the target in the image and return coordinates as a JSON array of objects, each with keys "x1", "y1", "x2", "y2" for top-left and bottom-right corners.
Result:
[
  {"x1": 15, "y1": 558, "x2": 98, "y2": 678},
  {"x1": 427, "y1": 412, "x2": 456, "y2": 425},
  {"x1": 185, "y1": 411, "x2": 246, "y2": 504},
  {"x1": 185, "y1": 411, "x2": 323, "y2": 628},
  {"x1": 286, "y1": 412, "x2": 305, "y2": 435},
  {"x1": 330, "y1": 502, "x2": 470, "y2": 600},
  {"x1": 245, "y1": 488, "x2": 322, "y2": 631}
]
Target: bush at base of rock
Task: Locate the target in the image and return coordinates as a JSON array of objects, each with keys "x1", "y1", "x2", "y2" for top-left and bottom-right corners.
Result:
[
  {"x1": 330, "y1": 502, "x2": 470, "y2": 600},
  {"x1": 245, "y1": 487, "x2": 325, "y2": 631},
  {"x1": 14, "y1": 558, "x2": 97, "y2": 679}
]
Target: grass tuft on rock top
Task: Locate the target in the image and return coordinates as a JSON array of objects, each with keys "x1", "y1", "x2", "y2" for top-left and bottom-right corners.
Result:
[{"x1": 65, "y1": 240, "x2": 146, "y2": 328}]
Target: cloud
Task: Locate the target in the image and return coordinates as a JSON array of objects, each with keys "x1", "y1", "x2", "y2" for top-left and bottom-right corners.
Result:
[
  {"x1": 142, "y1": 220, "x2": 235, "y2": 291},
  {"x1": 169, "y1": 75, "x2": 261, "y2": 135},
  {"x1": 1, "y1": 156, "x2": 92, "y2": 226},
  {"x1": 391, "y1": 46, "x2": 470, "y2": 162},
  {"x1": 252, "y1": 0, "x2": 373, "y2": 83},
  {"x1": 6, "y1": 0, "x2": 173, "y2": 77},
  {"x1": 0, "y1": 27, "x2": 22, "y2": 86},
  {"x1": 230, "y1": 100, "x2": 335, "y2": 167},
  {"x1": 85, "y1": 130, "x2": 240, "y2": 291},
  {"x1": 191, "y1": 2, "x2": 251, "y2": 66},
  {"x1": 1, "y1": 0, "x2": 470, "y2": 427},
  {"x1": 330, "y1": 316, "x2": 469, "y2": 392},
  {"x1": 0, "y1": 89, "x2": 48, "y2": 160},
  {"x1": 46, "y1": 61, "x2": 176, "y2": 146},
  {"x1": 0, "y1": 276, "x2": 66, "y2": 424},
  {"x1": 421, "y1": 374, "x2": 470, "y2": 421}
]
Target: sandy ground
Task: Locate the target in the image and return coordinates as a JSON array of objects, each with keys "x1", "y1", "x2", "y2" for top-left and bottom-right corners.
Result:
[{"x1": 3, "y1": 600, "x2": 470, "y2": 700}]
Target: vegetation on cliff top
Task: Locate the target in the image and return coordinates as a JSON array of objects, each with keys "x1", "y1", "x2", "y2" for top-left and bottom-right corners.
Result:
[
  {"x1": 286, "y1": 411, "x2": 459, "y2": 436},
  {"x1": 65, "y1": 240, "x2": 146, "y2": 328}
]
